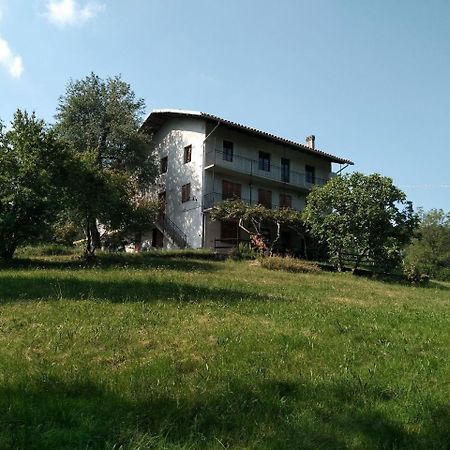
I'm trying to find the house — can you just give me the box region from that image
[141,109,353,252]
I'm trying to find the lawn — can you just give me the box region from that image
[0,253,449,449]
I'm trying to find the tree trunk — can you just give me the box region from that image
[303,235,308,259]
[91,220,102,250]
[84,216,97,259]
[352,248,369,274]
[269,221,281,256]
[1,242,17,260]
[336,251,344,272]
[134,232,142,252]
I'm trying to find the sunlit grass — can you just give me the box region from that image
[0,253,449,449]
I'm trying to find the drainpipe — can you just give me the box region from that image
[201,120,221,248]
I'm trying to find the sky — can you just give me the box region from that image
[0,0,449,210]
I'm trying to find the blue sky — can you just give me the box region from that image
[0,0,449,210]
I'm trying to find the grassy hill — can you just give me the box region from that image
[0,253,449,449]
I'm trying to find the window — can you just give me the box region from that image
[181,183,191,203]
[258,151,271,171]
[160,156,168,174]
[221,220,238,241]
[222,180,241,200]
[281,158,290,183]
[258,188,272,209]
[279,193,292,209]
[223,141,234,162]
[305,165,315,184]
[184,145,192,164]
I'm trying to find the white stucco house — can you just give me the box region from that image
[141,109,353,252]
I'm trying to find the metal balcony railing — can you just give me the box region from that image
[203,192,301,211]
[205,149,330,190]
[156,215,188,249]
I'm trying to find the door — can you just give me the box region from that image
[152,228,164,248]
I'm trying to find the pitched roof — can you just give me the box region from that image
[142,109,354,165]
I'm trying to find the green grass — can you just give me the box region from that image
[0,253,449,449]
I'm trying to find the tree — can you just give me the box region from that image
[303,172,418,272]
[0,111,67,259]
[210,199,304,255]
[404,209,450,280]
[55,73,158,256]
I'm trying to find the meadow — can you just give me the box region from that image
[0,252,449,449]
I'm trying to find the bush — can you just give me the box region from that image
[435,267,450,281]
[260,256,321,273]
[231,243,257,260]
[16,244,80,258]
[403,262,430,284]
[52,219,81,245]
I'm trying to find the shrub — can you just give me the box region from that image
[16,244,79,258]
[260,256,321,273]
[403,262,430,284]
[231,243,257,260]
[436,267,450,281]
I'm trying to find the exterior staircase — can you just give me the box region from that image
[155,215,189,249]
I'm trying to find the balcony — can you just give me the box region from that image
[205,149,330,191]
[203,192,302,212]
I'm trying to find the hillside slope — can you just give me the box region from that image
[0,256,449,449]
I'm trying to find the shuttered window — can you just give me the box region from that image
[222,180,241,200]
[181,183,191,203]
[279,193,292,209]
[221,221,238,240]
[258,188,272,209]
[184,145,192,164]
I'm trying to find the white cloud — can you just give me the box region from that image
[0,36,23,78]
[45,0,105,27]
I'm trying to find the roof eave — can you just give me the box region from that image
[142,109,354,165]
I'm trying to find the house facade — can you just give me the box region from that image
[142,110,353,251]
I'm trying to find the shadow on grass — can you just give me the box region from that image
[0,273,265,304]
[0,253,220,273]
[343,268,450,292]
[1,376,448,449]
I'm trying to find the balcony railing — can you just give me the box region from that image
[203,192,301,211]
[205,149,329,190]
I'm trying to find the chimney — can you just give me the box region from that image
[306,135,315,149]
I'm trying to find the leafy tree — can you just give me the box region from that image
[55,73,158,256]
[210,199,304,255]
[0,111,67,259]
[62,150,158,256]
[404,209,450,280]
[303,172,418,272]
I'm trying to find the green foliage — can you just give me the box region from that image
[16,244,80,258]
[51,214,82,245]
[122,197,159,239]
[55,73,158,256]
[304,172,418,272]
[210,199,305,254]
[231,242,257,260]
[56,72,156,186]
[260,255,321,273]
[0,111,69,259]
[402,261,430,284]
[404,209,450,280]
